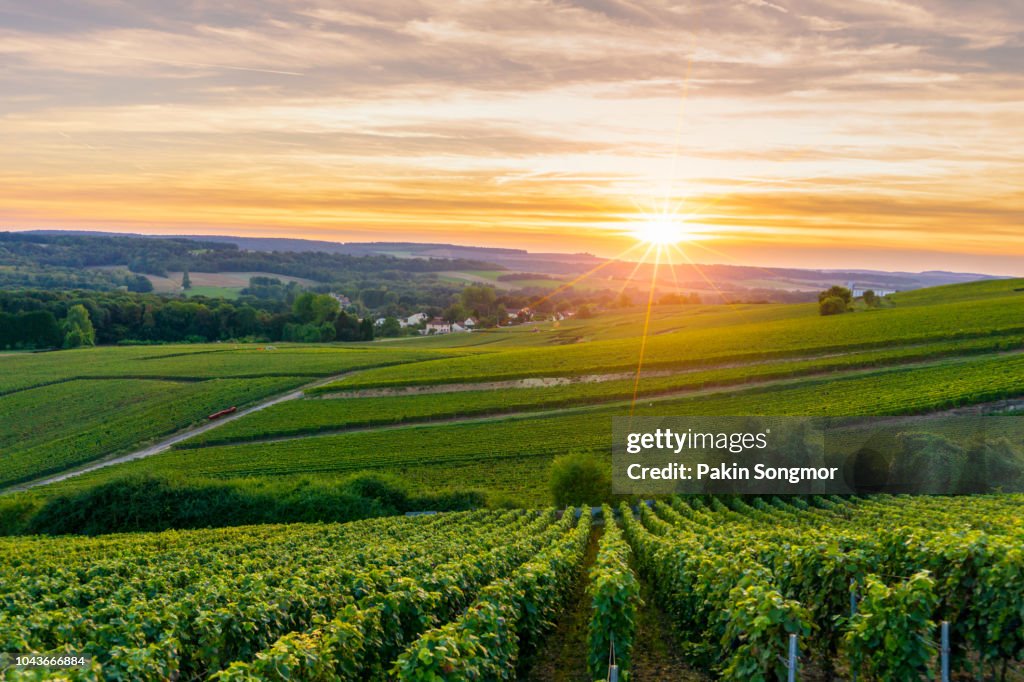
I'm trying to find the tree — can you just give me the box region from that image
[576,304,594,319]
[126,274,153,293]
[333,311,361,341]
[818,285,852,306]
[311,294,340,324]
[819,296,848,316]
[379,316,403,337]
[443,303,467,323]
[359,318,375,341]
[460,285,498,318]
[181,270,191,290]
[862,290,878,307]
[63,304,96,348]
[549,451,611,507]
[291,292,317,323]
[818,285,852,316]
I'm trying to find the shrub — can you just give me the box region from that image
[549,451,612,507]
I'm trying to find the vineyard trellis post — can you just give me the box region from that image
[940,621,950,682]
[850,578,858,682]
[787,632,799,682]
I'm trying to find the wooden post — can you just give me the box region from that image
[851,579,858,682]
[940,621,950,682]
[788,633,798,682]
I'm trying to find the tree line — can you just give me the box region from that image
[0,289,375,350]
[1,231,497,283]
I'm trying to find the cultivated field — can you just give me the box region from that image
[2,496,1020,680]
[1,278,1022,679]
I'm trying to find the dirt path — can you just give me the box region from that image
[314,348,879,399]
[629,573,709,681]
[185,350,1024,450]
[524,524,602,682]
[315,344,1024,399]
[9,347,1021,492]
[1,371,363,494]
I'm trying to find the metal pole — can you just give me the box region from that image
[850,579,858,682]
[940,621,950,682]
[608,664,619,682]
[788,633,798,682]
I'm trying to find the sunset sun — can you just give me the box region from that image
[629,214,691,246]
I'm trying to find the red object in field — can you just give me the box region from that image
[207,406,238,420]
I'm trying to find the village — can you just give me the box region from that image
[374,307,574,335]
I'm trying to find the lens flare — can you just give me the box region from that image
[629,214,690,245]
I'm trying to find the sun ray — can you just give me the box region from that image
[615,243,656,299]
[662,243,683,297]
[630,245,662,417]
[525,240,648,311]
[666,242,752,320]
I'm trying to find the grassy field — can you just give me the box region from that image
[145,270,317,294]
[36,349,1024,505]
[2,278,1022,504]
[0,344,451,488]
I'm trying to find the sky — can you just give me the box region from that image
[1,0,1023,275]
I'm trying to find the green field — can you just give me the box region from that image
[315,292,1024,391]
[184,285,241,299]
[0,344,450,488]
[1,278,1022,503]
[2,496,1020,680]
[2,278,1024,680]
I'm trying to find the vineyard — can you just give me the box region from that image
[0,345,446,489]
[1,279,1022,679]
[35,348,1022,506]
[619,494,1024,681]
[186,339,1023,448]
[1,496,1021,680]
[312,291,1024,391]
[0,509,588,680]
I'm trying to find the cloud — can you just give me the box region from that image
[0,0,1022,272]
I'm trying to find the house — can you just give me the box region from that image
[406,312,428,327]
[463,317,478,328]
[504,307,532,323]
[330,293,351,307]
[425,317,451,334]
[451,323,466,333]
[846,282,897,298]
[374,317,387,326]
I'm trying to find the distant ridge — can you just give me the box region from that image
[16,229,1004,288]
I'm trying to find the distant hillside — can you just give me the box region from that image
[14,231,1007,301]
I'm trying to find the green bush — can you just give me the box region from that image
[549,451,612,507]
[15,474,486,535]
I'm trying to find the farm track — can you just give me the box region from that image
[177,347,1024,449]
[315,346,923,399]
[316,335,1024,397]
[1,370,369,493]
[7,346,1022,493]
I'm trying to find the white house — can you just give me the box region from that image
[425,317,451,334]
[374,317,387,326]
[451,323,467,333]
[463,317,478,328]
[406,312,428,327]
[847,282,897,298]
